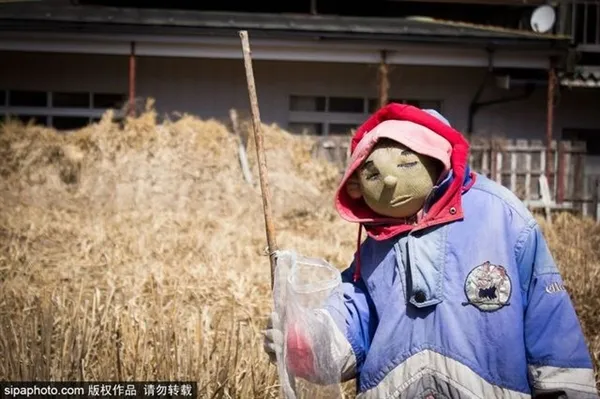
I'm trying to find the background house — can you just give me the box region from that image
[0,0,599,213]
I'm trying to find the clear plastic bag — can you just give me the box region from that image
[272,250,347,399]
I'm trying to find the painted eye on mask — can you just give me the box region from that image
[366,172,380,181]
[398,161,418,169]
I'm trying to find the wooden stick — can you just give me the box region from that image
[239,30,278,289]
[240,29,298,399]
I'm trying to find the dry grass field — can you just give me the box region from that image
[0,107,598,398]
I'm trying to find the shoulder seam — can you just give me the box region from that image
[514,218,538,267]
[470,183,532,224]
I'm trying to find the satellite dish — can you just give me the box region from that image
[530,5,556,33]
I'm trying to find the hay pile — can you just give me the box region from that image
[0,107,598,396]
[538,213,600,385]
[0,107,354,396]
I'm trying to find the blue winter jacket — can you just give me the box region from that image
[320,170,598,398]
[299,104,599,398]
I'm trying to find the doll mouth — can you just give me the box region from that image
[389,195,412,207]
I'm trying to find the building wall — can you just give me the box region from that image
[1,51,599,170]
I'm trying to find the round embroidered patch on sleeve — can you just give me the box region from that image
[462,261,511,312]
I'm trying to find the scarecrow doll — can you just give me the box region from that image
[264,104,598,398]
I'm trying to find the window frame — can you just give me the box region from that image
[0,89,126,129]
[288,95,443,136]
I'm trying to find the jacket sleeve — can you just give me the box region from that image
[324,265,378,380]
[517,221,598,398]
[285,260,377,384]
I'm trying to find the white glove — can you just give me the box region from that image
[263,312,284,364]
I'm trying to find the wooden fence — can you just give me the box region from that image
[311,136,351,170]
[310,136,600,221]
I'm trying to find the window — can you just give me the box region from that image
[0,89,126,132]
[289,95,326,112]
[416,100,443,111]
[52,116,91,130]
[9,90,47,107]
[93,93,125,109]
[328,97,364,113]
[53,92,90,108]
[368,98,443,113]
[289,95,443,136]
[562,128,600,156]
[288,122,324,135]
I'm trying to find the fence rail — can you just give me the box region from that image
[310,136,600,221]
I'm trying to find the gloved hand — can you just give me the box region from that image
[263,312,283,364]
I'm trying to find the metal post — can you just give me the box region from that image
[128,41,136,117]
[378,50,389,109]
[595,177,600,223]
[546,59,557,195]
[490,145,497,182]
[574,152,584,212]
[557,141,565,204]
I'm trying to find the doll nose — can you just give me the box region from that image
[383,175,398,187]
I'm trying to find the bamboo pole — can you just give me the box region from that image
[239,31,278,289]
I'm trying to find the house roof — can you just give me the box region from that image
[560,66,600,88]
[0,2,570,49]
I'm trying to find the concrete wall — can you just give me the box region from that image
[2,51,599,169]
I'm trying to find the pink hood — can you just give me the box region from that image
[333,104,472,282]
[334,104,471,241]
[335,117,453,225]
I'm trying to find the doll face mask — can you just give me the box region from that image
[346,138,443,219]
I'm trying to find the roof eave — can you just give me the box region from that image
[0,4,572,44]
[0,19,571,53]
